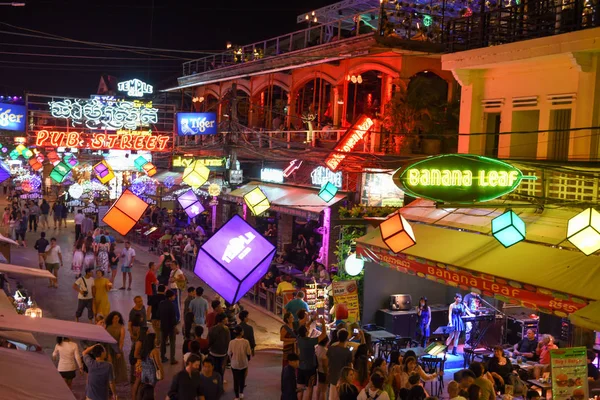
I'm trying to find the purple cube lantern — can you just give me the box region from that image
[177,189,205,219]
[194,214,276,304]
[0,161,10,184]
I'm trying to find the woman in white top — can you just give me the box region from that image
[227,326,252,400]
[52,337,83,388]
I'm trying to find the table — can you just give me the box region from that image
[527,379,552,398]
[367,330,397,341]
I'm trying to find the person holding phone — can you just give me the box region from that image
[297,318,328,400]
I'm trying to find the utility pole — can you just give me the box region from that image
[226,83,239,185]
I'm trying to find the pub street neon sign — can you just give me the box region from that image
[393,154,536,204]
[35,130,170,152]
[117,79,153,98]
[325,114,374,171]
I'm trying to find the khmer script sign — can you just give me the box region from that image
[49,98,158,131]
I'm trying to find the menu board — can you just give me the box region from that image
[332,280,360,323]
[550,347,589,400]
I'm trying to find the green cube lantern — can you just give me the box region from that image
[567,208,600,256]
[318,181,338,203]
[50,161,71,183]
[134,156,149,172]
[491,210,526,248]
[9,149,19,160]
[22,148,33,159]
[243,187,270,216]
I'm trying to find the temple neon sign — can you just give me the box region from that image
[117,79,153,98]
[325,114,373,171]
[35,130,170,152]
[394,154,536,203]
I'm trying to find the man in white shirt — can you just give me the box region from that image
[45,237,63,288]
[74,210,84,240]
[119,241,136,291]
[73,268,95,323]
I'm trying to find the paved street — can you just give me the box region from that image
[7,217,285,400]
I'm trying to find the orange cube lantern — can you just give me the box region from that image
[102,189,149,236]
[142,162,157,177]
[47,151,60,166]
[380,212,416,253]
[29,157,43,171]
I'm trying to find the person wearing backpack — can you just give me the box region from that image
[358,372,390,400]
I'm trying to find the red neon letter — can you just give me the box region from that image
[66,132,80,147]
[133,135,145,150]
[120,134,133,150]
[36,130,49,147]
[49,131,65,147]
[106,134,119,148]
[90,134,105,149]
[156,136,170,151]
[145,136,157,150]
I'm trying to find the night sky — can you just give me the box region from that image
[0,0,328,97]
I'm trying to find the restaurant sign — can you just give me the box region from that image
[393,154,535,203]
[172,155,225,170]
[177,112,217,136]
[0,102,26,132]
[357,244,589,316]
[35,130,171,152]
[325,114,374,171]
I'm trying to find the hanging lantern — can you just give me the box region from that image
[243,187,270,216]
[344,253,364,276]
[182,160,210,188]
[177,189,205,218]
[567,208,600,256]
[47,151,60,166]
[9,149,19,160]
[68,183,84,199]
[25,306,43,318]
[208,183,222,197]
[64,154,79,168]
[29,157,43,172]
[102,189,149,236]
[380,212,416,253]
[0,161,10,184]
[318,181,339,203]
[49,162,71,183]
[21,148,33,159]
[491,210,525,248]
[134,156,149,171]
[15,144,26,154]
[142,162,157,177]
[93,160,115,184]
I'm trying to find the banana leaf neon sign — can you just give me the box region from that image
[393,154,536,203]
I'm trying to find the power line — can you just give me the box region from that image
[0,50,183,60]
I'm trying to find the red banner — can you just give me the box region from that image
[357,244,589,317]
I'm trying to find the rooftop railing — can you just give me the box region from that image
[182,8,381,77]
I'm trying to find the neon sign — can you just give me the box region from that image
[311,166,342,188]
[48,98,158,130]
[172,156,225,169]
[177,112,217,136]
[393,154,536,203]
[325,115,374,171]
[283,159,302,177]
[35,130,170,152]
[0,102,26,132]
[117,79,153,98]
[260,168,284,183]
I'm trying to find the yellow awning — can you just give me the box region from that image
[569,301,600,331]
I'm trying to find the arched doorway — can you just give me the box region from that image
[293,78,333,129]
[252,85,288,129]
[345,70,383,124]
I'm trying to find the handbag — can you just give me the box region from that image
[151,354,163,381]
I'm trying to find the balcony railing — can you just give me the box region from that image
[445,0,600,52]
[182,8,381,77]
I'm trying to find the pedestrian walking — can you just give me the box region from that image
[297,318,328,400]
[74,210,84,240]
[189,287,209,330]
[16,210,27,247]
[82,213,94,236]
[167,354,204,400]
[52,337,83,389]
[159,289,179,364]
[119,241,136,290]
[145,262,159,304]
[157,247,173,286]
[140,332,163,399]
[60,201,68,228]
[208,313,230,382]
[199,357,224,399]
[238,310,255,356]
[147,284,166,347]
[73,268,95,323]
[282,353,301,400]
[33,231,49,270]
[29,201,40,232]
[169,260,186,323]
[72,241,84,278]
[280,312,297,367]
[39,199,50,229]
[326,330,353,400]
[105,311,129,384]
[51,202,62,229]
[45,237,63,288]
[95,235,110,275]
[93,270,111,318]
[228,325,252,400]
[82,344,117,400]
[108,242,119,284]
[128,296,147,340]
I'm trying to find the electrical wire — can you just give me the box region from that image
[0,50,184,61]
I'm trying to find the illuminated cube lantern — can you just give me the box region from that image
[15,144,26,155]
[21,148,33,159]
[9,149,19,160]
[194,214,276,304]
[177,189,205,218]
[47,151,60,166]
[93,160,115,184]
[491,210,526,248]
[49,161,71,183]
[0,161,10,184]
[29,157,43,172]
[183,160,210,188]
[318,181,339,203]
[102,189,149,236]
[243,187,270,216]
[380,212,416,253]
[64,154,78,168]
[134,156,149,171]
[142,162,157,177]
[567,208,600,256]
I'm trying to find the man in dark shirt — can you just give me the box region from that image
[513,329,538,360]
[199,357,223,399]
[261,271,276,289]
[167,354,204,400]
[208,313,230,379]
[326,329,353,399]
[148,284,166,347]
[82,344,117,400]
[282,353,300,400]
[34,232,49,270]
[588,350,600,381]
[159,289,178,364]
[238,310,256,356]
[297,319,327,400]
[128,296,147,339]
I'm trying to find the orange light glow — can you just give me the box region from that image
[325,115,374,171]
[102,189,149,236]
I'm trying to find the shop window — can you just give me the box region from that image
[294,78,332,129]
[345,70,382,123]
[484,112,500,158]
[548,109,571,161]
[510,110,539,159]
[253,85,288,130]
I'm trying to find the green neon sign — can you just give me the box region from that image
[393,154,536,203]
